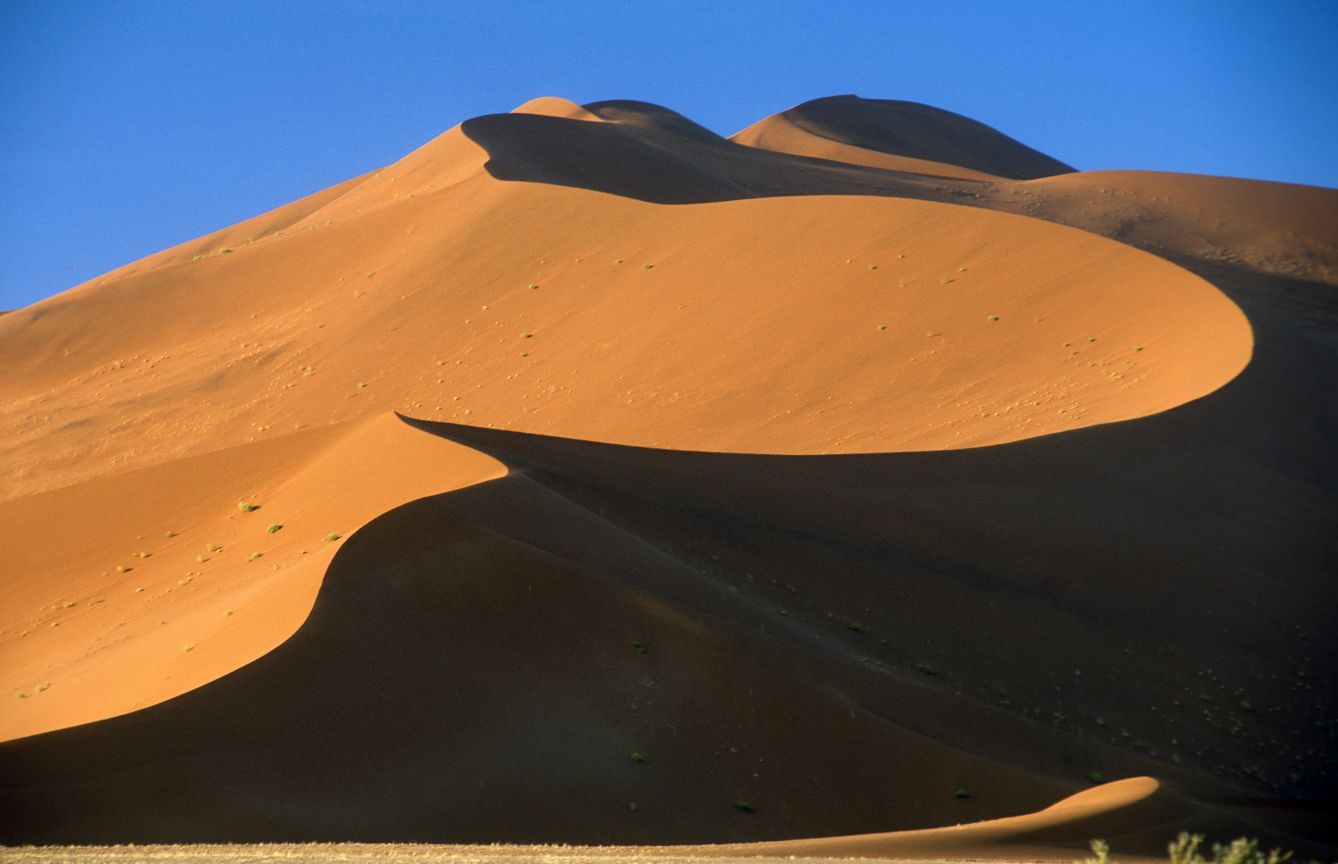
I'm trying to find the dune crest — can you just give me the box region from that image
[701,777,1163,859]
[512,96,607,122]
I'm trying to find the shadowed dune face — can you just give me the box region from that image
[0,94,1335,855]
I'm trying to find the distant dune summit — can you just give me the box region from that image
[1,97,1335,858]
[733,94,1076,179]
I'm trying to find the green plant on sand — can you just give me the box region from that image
[1079,833,1296,864]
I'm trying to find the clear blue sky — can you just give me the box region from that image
[2,0,1335,311]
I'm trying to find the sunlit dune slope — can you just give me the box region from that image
[0,110,1249,503]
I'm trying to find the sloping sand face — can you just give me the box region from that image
[0,171,1251,504]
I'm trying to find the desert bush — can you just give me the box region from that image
[1080,833,1297,864]
[1082,840,1111,864]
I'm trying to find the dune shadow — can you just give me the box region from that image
[459,110,980,205]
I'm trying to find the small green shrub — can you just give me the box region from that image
[630,641,648,654]
[1083,833,1294,864]
[238,501,260,513]
[734,800,754,813]
[324,532,342,542]
[917,662,936,675]
[1086,770,1104,783]
[628,752,646,764]
[267,523,284,534]
[1171,834,1206,864]
[1082,839,1111,864]
[953,789,971,799]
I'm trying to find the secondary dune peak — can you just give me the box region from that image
[734,93,1076,179]
[510,95,606,122]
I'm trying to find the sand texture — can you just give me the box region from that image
[1,96,1334,859]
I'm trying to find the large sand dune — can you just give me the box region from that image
[1,95,1334,857]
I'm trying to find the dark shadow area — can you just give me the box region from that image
[459,96,1078,207]
[459,109,989,205]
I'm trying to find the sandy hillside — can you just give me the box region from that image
[1,95,1334,858]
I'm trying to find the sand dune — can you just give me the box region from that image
[1,95,1334,856]
[3,407,1333,850]
[0,114,1250,502]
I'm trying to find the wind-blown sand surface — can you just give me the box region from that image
[1,96,1334,858]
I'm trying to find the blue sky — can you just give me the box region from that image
[2,0,1335,311]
